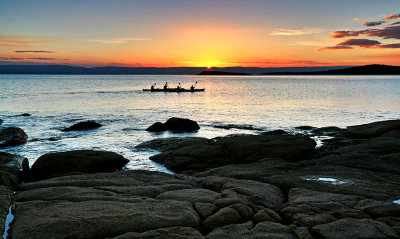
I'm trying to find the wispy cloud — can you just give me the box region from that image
[362,20,385,27]
[15,50,56,53]
[384,13,400,20]
[331,26,400,39]
[270,28,322,36]
[0,35,52,48]
[319,46,353,50]
[389,21,400,26]
[0,57,25,61]
[338,38,381,48]
[92,37,151,44]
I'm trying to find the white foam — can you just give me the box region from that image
[303,176,349,185]
[2,206,14,239]
[393,199,400,205]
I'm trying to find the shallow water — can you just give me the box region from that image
[1,74,399,171]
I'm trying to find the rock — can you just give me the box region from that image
[21,158,30,181]
[164,117,200,132]
[147,118,200,133]
[292,213,336,227]
[18,113,31,117]
[311,126,344,136]
[30,150,129,181]
[156,188,221,203]
[0,119,2,125]
[0,152,24,168]
[0,186,12,237]
[206,221,297,239]
[0,127,28,147]
[289,225,314,239]
[194,202,218,219]
[135,137,209,152]
[62,120,102,132]
[10,200,200,239]
[202,207,242,231]
[312,218,400,239]
[111,227,205,239]
[146,122,167,132]
[295,126,316,130]
[151,134,316,173]
[261,129,288,135]
[354,199,400,217]
[344,120,400,139]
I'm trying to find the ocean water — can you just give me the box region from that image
[0,74,399,172]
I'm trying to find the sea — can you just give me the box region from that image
[0,74,399,173]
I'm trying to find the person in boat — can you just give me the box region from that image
[151,83,156,90]
[163,82,168,91]
[177,83,181,91]
[190,81,197,92]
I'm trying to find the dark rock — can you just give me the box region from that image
[18,113,31,117]
[21,158,30,181]
[0,127,28,147]
[311,126,344,136]
[146,118,200,133]
[30,150,129,181]
[344,120,400,139]
[0,186,12,237]
[261,129,287,135]
[0,119,2,125]
[295,126,316,130]
[111,227,205,239]
[202,207,242,231]
[146,122,167,132]
[62,120,102,132]
[194,202,218,219]
[150,134,316,173]
[164,117,200,132]
[312,218,400,239]
[135,137,209,151]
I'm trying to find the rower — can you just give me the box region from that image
[151,83,156,90]
[163,82,168,91]
[190,85,194,92]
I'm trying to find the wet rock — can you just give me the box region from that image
[311,126,344,136]
[312,218,400,239]
[135,137,209,151]
[261,129,287,135]
[147,118,200,132]
[62,120,102,132]
[292,213,336,227]
[18,113,31,117]
[30,150,129,181]
[156,188,221,203]
[0,186,12,237]
[111,227,205,239]
[295,126,316,130]
[0,119,2,125]
[151,134,316,173]
[194,202,218,219]
[146,122,167,132]
[165,117,200,132]
[344,120,400,139]
[289,225,314,239]
[0,127,28,147]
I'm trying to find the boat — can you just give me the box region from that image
[143,88,205,92]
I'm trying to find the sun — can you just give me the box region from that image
[207,66,212,69]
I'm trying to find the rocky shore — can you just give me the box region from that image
[1,119,400,238]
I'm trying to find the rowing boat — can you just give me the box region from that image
[143,88,205,92]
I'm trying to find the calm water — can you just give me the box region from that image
[1,74,399,172]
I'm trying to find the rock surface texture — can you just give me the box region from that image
[62,120,102,132]
[146,117,200,132]
[5,119,400,238]
[0,127,28,147]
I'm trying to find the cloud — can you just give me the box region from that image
[377,43,400,48]
[270,28,322,36]
[384,13,400,20]
[26,57,56,60]
[331,26,400,39]
[230,60,327,65]
[389,21,400,26]
[353,18,360,21]
[0,35,52,48]
[319,45,353,50]
[362,21,385,27]
[92,37,151,44]
[0,57,24,61]
[338,38,381,48]
[15,50,56,53]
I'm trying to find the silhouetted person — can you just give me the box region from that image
[190,85,194,92]
[164,82,168,91]
[151,83,156,90]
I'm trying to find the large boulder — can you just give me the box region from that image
[151,134,316,173]
[135,137,209,152]
[62,120,102,132]
[0,127,28,147]
[344,120,400,139]
[146,117,200,133]
[30,150,129,181]
[0,119,2,125]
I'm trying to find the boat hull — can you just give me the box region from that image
[143,88,205,92]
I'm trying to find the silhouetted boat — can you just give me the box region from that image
[143,88,205,92]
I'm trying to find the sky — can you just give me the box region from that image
[0,0,399,67]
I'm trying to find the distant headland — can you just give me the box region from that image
[0,63,399,75]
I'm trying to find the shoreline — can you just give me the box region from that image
[1,118,400,238]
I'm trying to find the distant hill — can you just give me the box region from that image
[198,71,250,75]
[262,64,400,75]
[0,64,352,75]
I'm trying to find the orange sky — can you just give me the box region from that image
[1,1,399,67]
